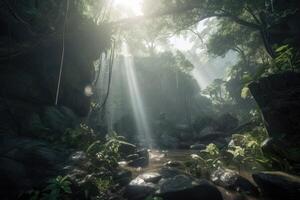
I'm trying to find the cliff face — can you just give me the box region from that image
[0,8,111,136]
[249,72,300,172]
[0,5,111,198]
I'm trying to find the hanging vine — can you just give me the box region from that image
[55,0,70,105]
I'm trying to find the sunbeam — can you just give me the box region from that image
[122,42,154,148]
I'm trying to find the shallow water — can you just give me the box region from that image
[121,149,260,200]
[120,149,198,177]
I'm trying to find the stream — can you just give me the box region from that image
[120,149,259,200]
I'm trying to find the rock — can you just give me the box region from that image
[211,168,259,196]
[190,143,206,150]
[0,134,67,199]
[71,174,100,199]
[128,157,148,168]
[69,151,88,166]
[138,172,162,183]
[137,148,149,160]
[164,161,183,168]
[216,113,238,132]
[124,177,157,200]
[252,171,300,200]
[159,167,185,179]
[118,142,137,157]
[249,72,300,169]
[113,169,132,186]
[157,175,223,200]
[158,175,194,192]
[126,154,140,161]
[249,72,300,138]
[193,116,216,132]
[42,106,78,134]
[261,137,300,169]
[0,157,30,198]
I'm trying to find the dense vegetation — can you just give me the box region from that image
[0,0,300,200]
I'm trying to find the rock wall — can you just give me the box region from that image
[0,23,111,136]
[249,72,300,172]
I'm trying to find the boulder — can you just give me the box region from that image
[126,154,140,161]
[137,148,149,160]
[252,171,300,200]
[138,172,162,183]
[113,169,132,186]
[126,171,223,200]
[157,175,223,200]
[193,116,216,132]
[211,168,259,196]
[261,137,300,171]
[118,142,137,157]
[69,151,89,167]
[124,177,157,200]
[0,135,67,199]
[164,161,183,168]
[249,72,300,138]
[159,167,185,179]
[249,72,300,170]
[42,106,78,134]
[128,157,148,168]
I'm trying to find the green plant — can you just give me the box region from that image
[227,126,271,172]
[62,123,96,148]
[23,176,71,200]
[41,176,71,200]
[188,144,225,178]
[273,45,300,71]
[85,132,127,169]
[94,177,115,199]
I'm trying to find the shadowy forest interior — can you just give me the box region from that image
[1,0,300,199]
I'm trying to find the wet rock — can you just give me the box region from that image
[157,175,223,200]
[124,177,157,200]
[211,168,259,196]
[252,171,300,200]
[159,167,185,178]
[118,142,137,157]
[69,151,88,166]
[113,169,132,186]
[128,157,148,168]
[71,173,100,199]
[137,148,149,160]
[190,143,206,150]
[126,154,140,161]
[164,161,183,168]
[138,172,162,183]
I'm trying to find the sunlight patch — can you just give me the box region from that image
[84,85,93,97]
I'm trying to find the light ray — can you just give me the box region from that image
[122,42,154,147]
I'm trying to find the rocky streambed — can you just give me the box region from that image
[119,149,300,200]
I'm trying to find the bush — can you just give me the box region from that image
[186,126,272,177]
